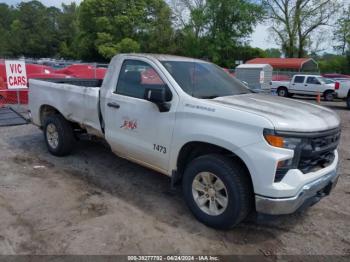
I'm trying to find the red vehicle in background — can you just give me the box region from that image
[322,73,350,80]
[55,64,107,79]
[141,68,163,84]
[222,68,235,77]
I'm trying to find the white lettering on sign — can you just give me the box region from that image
[5,60,28,89]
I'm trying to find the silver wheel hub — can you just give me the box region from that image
[46,123,59,149]
[192,172,228,216]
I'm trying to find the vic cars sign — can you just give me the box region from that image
[5,60,28,89]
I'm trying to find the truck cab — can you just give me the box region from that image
[272,74,336,101]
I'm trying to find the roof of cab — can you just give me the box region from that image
[118,53,208,63]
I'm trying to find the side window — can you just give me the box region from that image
[294,76,305,83]
[306,77,320,84]
[116,60,171,100]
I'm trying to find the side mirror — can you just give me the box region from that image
[145,87,166,104]
[145,86,170,112]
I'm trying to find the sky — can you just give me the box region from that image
[1,0,82,6]
[0,0,343,52]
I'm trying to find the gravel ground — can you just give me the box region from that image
[0,99,349,256]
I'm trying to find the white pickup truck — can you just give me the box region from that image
[271,74,337,101]
[335,80,350,109]
[29,54,341,229]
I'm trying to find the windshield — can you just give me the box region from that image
[161,61,251,99]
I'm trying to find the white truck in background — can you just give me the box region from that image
[29,54,341,229]
[335,80,350,109]
[271,75,337,101]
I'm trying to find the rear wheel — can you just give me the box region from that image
[277,87,288,97]
[182,154,253,229]
[347,96,350,109]
[324,90,334,101]
[43,114,75,156]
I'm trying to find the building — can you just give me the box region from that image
[246,58,318,72]
[235,64,273,91]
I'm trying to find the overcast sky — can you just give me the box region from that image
[2,0,82,6]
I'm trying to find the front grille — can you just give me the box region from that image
[298,129,340,173]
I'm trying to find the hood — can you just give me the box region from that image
[209,94,340,132]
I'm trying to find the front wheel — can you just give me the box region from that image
[182,154,253,229]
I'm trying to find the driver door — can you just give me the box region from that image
[104,59,177,173]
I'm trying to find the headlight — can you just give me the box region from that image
[264,129,304,182]
[264,131,302,150]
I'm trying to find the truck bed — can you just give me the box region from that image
[29,79,103,136]
[38,78,103,88]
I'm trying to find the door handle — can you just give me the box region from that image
[107,102,120,109]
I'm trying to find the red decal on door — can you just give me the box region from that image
[120,119,138,130]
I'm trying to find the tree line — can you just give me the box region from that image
[0,0,349,72]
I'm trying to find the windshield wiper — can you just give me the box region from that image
[199,95,219,99]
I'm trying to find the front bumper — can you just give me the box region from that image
[255,169,340,215]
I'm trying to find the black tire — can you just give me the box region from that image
[182,154,253,229]
[277,87,288,97]
[43,114,75,156]
[324,90,334,101]
[346,96,350,109]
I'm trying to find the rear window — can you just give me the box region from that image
[306,77,320,84]
[294,76,305,83]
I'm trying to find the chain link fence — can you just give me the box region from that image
[0,90,27,106]
[0,58,108,124]
[0,58,109,109]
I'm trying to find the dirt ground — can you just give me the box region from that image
[0,99,349,256]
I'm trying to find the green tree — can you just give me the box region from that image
[265,48,282,58]
[173,0,264,67]
[78,0,174,61]
[0,3,15,57]
[263,0,339,58]
[334,6,350,55]
[57,3,79,59]
[318,53,349,74]
[8,1,61,58]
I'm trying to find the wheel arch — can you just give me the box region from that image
[324,89,334,94]
[175,141,253,189]
[39,104,63,127]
